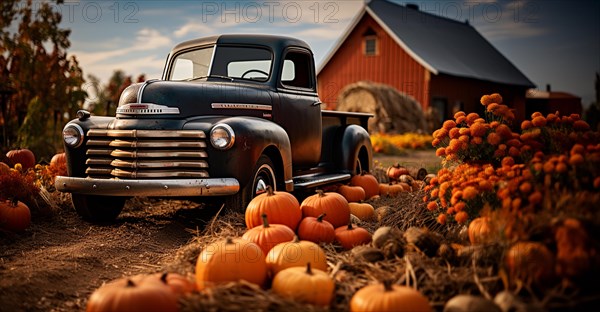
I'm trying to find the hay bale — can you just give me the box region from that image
[336,81,428,134]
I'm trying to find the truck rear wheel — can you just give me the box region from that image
[225,155,276,212]
[71,194,126,222]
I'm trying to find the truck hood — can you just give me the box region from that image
[117,80,273,119]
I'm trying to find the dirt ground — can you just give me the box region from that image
[0,153,435,311]
[0,197,216,312]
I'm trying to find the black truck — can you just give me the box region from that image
[56,34,373,221]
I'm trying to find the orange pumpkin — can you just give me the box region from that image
[133,272,196,298]
[378,183,390,197]
[467,217,496,245]
[87,277,178,312]
[50,152,67,176]
[505,241,555,287]
[388,183,405,197]
[5,148,36,170]
[334,222,372,250]
[387,163,409,181]
[350,172,379,199]
[0,162,10,175]
[297,213,335,244]
[348,202,375,221]
[266,237,328,276]
[350,280,431,312]
[272,263,334,306]
[300,190,350,228]
[245,186,302,231]
[0,200,31,232]
[195,237,267,290]
[242,213,295,254]
[337,185,366,203]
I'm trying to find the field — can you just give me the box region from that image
[2,102,600,311]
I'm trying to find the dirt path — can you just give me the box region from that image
[0,152,441,311]
[0,198,214,312]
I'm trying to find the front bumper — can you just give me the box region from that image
[55,176,239,197]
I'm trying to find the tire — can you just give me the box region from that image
[225,155,277,212]
[71,194,126,223]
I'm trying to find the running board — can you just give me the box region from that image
[293,173,351,189]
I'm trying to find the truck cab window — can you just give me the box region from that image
[170,47,214,81]
[281,51,313,89]
[212,46,272,81]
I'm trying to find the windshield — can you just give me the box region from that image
[170,46,214,81]
[169,45,272,82]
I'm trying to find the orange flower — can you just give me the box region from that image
[459,135,470,144]
[521,120,532,130]
[543,161,555,173]
[462,186,478,200]
[532,116,547,127]
[570,144,585,155]
[487,103,500,112]
[519,182,532,194]
[472,137,483,145]
[454,211,469,224]
[555,162,568,173]
[531,112,543,119]
[489,121,500,129]
[443,120,457,130]
[455,116,466,124]
[470,122,487,137]
[508,146,520,157]
[501,157,515,167]
[453,202,466,212]
[427,201,438,211]
[511,198,522,210]
[493,149,506,158]
[430,189,439,198]
[487,133,502,145]
[528,191,543,205]
[434,128,448,139]
[437,213,447,225]
[449,127,460,139]
[446,207,455,215]
[449,139,462,152]
[569,154,584,166]
[474,118,486,124]
[594,177,600,189]
[432,138,441,147]
[480,95,492,106]
[436,147,446,157]
[546,113,559,123]
[466,113,480,125]
[495,124,513,140]
[479,180,493,191]
[454,111,466,119]
[489,93,503,104]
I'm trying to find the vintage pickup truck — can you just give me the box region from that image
[56,34,373,222]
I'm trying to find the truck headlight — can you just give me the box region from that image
[210,124,235,150]
[63,124,84,148]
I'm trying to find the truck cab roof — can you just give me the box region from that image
[169,34,312,56]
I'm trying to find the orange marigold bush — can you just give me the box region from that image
[427,93,600,228]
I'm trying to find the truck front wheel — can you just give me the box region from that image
[71,194,126,222]
[226,155,276,212]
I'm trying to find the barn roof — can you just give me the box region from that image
[318,0,535,88]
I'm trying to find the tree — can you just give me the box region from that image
[0,0,85,160]
[87,71,145,116]
[584,72,600,131]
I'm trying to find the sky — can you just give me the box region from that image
[38,0,600,106]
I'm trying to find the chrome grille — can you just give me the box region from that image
[85,130,208,179]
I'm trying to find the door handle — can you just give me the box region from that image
[311,101,322,107]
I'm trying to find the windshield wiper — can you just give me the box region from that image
[185,75,234,82]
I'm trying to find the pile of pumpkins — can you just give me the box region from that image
[0,148,37,233]
[86,171,432,311]
[0,148,67,233]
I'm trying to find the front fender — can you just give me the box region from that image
[62,116,116,177]
[184,117,292,191]
[337,125,373,174]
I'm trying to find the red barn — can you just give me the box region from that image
[317,0,535,126]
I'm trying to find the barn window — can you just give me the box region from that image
[365,37,377,55]
[363,28,378,56]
